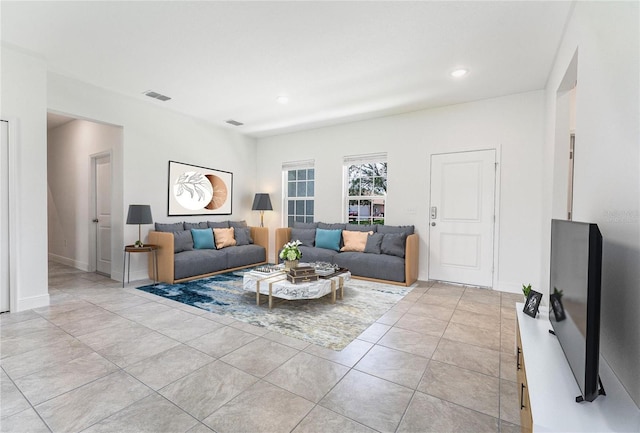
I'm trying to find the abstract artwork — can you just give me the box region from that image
[168,160,232,216]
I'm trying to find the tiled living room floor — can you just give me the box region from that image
[1,262,523,433]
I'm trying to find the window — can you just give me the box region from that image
[283,161,315,227]
[345,154,387,225]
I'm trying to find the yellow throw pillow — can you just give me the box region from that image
[213,227,237,249]
[340,230,373,252]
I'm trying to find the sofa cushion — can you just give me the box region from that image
[291,228,315,247]
[315,228,342,251]
[293,222,318,229]
[173,230,194,253]
[377,224,414,236]
[297,245,339,263]
[364,232,384,254]
[334,252,405,283]
[234,227,253,246]
[346,224,377,233]
[173,249,227,280]
[213,227,237,249]
[228,220,248,229]
[341,230,371,252]
[317,222,346,230]
[207,221,229,229]
[226,245,266,269]
[381,233,407,258]
[155,222,184,232]
[191,228,215,249]
[184,221,208,230]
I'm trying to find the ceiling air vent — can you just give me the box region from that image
[143,90,172,102]
[225,119,244,126]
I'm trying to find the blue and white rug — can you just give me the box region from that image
[137,269,413,350]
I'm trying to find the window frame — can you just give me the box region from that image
[343,153,387,225]
[282,160,315,227]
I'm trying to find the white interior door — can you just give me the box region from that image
[95,154,111,275]
[429,149,496,287]
[1,120,9,312]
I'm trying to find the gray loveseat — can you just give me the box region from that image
[148,221,268,284]
[275,222,418,286]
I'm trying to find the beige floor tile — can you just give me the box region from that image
[418,360,500,418]
[186,326,258,358]
[462,287,502,305]
[375,309,405,326]
[427,285,465,297]
[96,330,181,368]
[15,351,118,405]
[442,321,501,351]
[228,320,270,336]
[1,371,31,418]
[501,328,517,354]
[0,317,57,339]
[220,338,298,377]
[416,293,460,308]
[263,330,310,350]
[76,320,153,350]
[500,379,521,426]
[0,407,50,433]
[265,352,349,402]
[355,345,429,389]
[186,423,215,433]
[377,327,440,358]
[357,322,391,343]
[390,300,415,313]
[35,371,152,433]
[292,405,377,433]
[125,344,215,390]
[319,369,414,432]
[407,302,455,321]
[82,393,198,433]
[203,381,314,433]
[500,419,522,433]
[56,311,134,337]
[500,352,517,382]
[304,338,373,367]
[432,338,500,377]
[450,309,501,331]
[155,314,225,342]
[0,327,77,359]
[394,313,448,337]
[159,360,258,420]
[397,391,499,433]
[0,337,93,380]
[0,309,41,325]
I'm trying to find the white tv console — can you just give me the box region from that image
[516,303,640,432]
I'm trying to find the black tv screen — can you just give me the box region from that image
[549,219,603,402]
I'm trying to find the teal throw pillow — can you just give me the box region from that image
[315,228,342,251]
[191,228,215,249]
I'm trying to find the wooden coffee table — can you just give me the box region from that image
[242,268,350,309]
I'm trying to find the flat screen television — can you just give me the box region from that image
[549,219,604,403]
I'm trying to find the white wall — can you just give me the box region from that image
[543,1,640,408]
[47,73,258,282]
[47,119,123,271]
[257,91,545,293]
[0,47,50,311]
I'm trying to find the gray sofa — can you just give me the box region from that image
[148,221,268,284]
[275,222,418,286]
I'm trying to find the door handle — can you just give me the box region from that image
[430,206,437,219]
[92,219,99,223]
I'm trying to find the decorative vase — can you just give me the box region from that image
[284,260,299,270]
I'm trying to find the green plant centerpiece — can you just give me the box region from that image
[280,240,302,270]
[522,283,532,298]
[134,240,144,248]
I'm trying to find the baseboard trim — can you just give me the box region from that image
[15,293,50,312]
[48,253,90,272]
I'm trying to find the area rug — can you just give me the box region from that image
[137,269,413,350]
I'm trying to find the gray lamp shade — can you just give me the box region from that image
[126,205,153,225]
[251,194,273,211]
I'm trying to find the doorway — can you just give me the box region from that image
[428,149,496,287]
[92,153,112,276]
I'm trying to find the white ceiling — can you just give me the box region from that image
[2,1,574,137]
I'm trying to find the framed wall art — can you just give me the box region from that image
[167,160,233,216]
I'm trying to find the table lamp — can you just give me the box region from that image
[251,193,272,227]
[126,204,153,247]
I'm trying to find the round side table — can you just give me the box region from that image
[122,244,158,287]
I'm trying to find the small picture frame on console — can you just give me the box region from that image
[523,290,543,318]
[549,293,566,322]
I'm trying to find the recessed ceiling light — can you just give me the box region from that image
[276,95,289,104]
[451,69,468,78]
